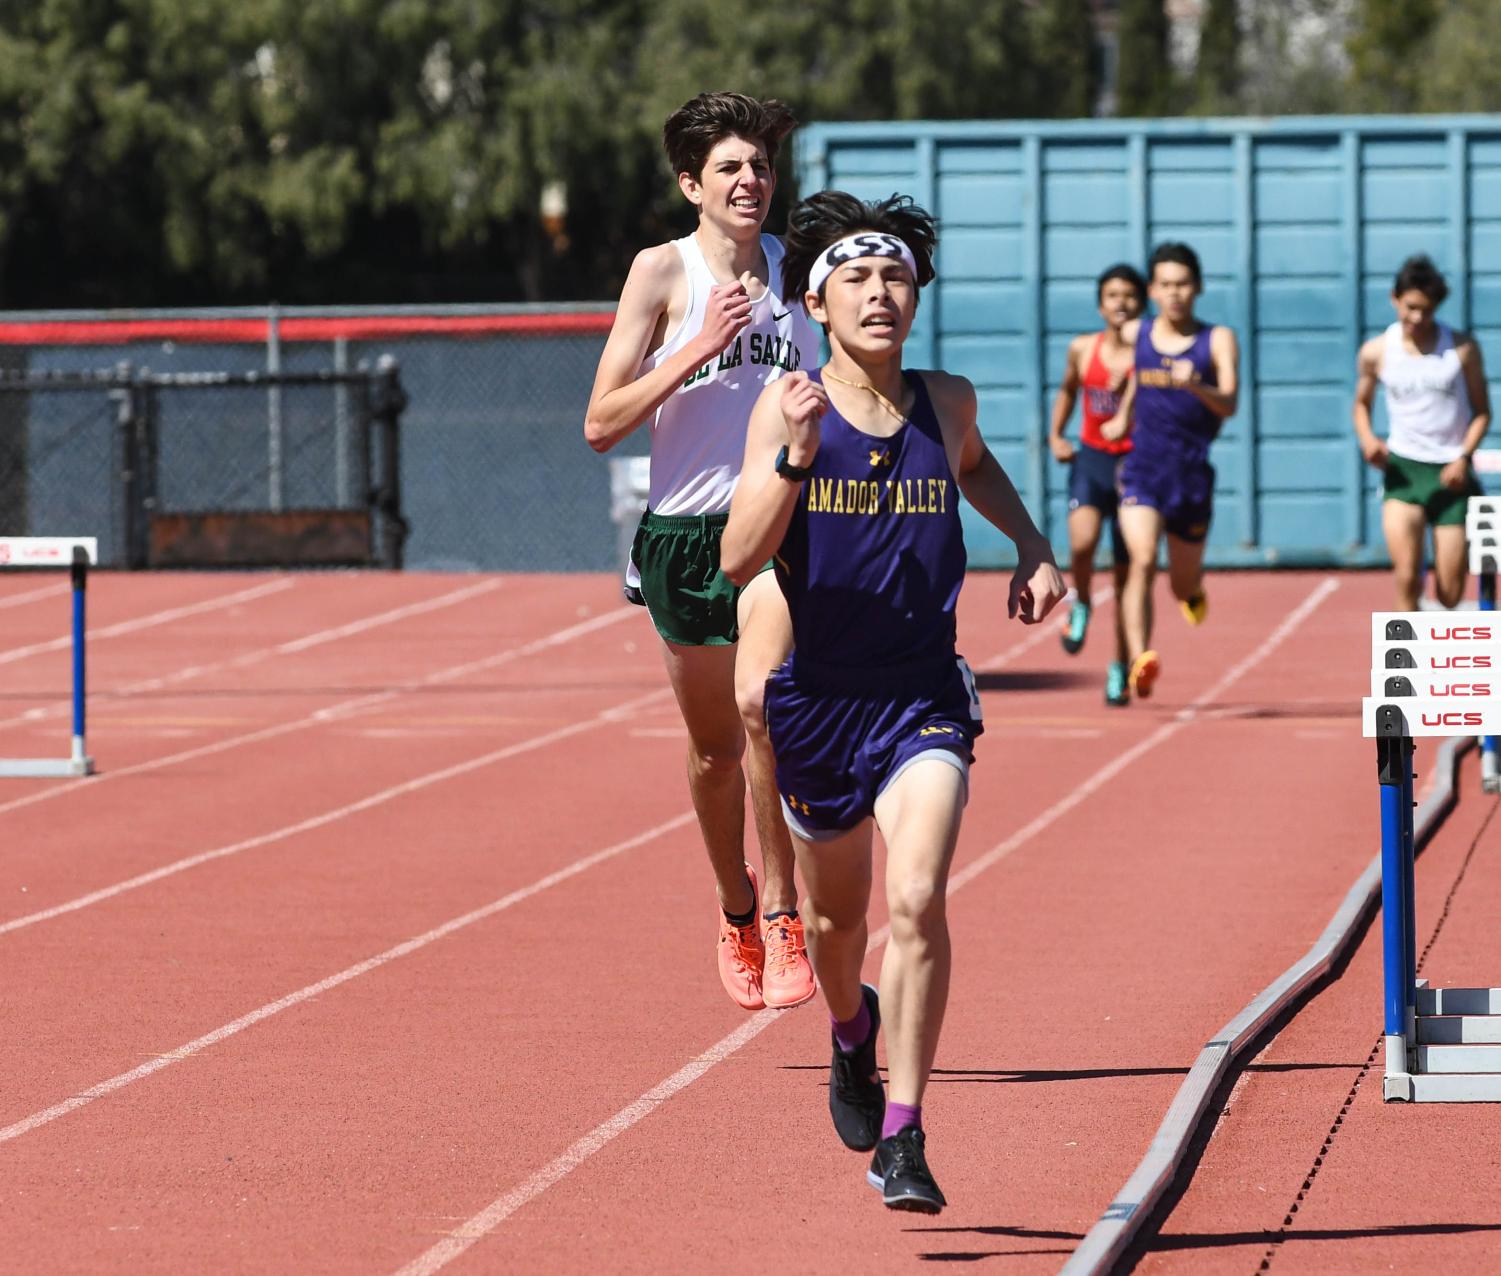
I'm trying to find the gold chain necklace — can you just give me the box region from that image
[821,369,911,426]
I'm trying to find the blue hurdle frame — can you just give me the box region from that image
[1375,709,1418,1094]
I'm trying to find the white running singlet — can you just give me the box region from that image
[645,233,821,516]
[1380,321,1474,464]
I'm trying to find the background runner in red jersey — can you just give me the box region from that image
[1047,264,1146,706]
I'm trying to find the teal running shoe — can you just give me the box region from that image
[1060,600,1090,655]
[1105,661,1129,706]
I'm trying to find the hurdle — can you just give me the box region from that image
[1465,494,1501,791]
[1365,609,1501,1101]
[0,537,97,778]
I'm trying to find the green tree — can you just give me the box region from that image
[1193,0,1239,114]
[0,0,1065,306]
[1031,0,1100,119]
[1414,0,1501,112]
[1116,0,1173,117]
[1346,0,1443,112]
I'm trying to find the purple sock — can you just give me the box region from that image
[831,999,871,1053]
[882,1102,922,1140]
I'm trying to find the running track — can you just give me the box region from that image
[0,569,1431,1271]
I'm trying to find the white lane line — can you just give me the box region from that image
[391,577,1340,1276]
[0,582,70,612]
[0,578,295,669]
[274,580,503,655]
[0,802,696,1147]
[0,605,640,821]
[0,578,505,732]
[0,669,668,938]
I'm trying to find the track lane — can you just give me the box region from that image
[0,572,1386,1273]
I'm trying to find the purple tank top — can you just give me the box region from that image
[775,370,966,669]
[1133,322,1220,462]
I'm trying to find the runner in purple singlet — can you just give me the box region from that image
[722,191,1064,1215]
[1100,242,1239,699]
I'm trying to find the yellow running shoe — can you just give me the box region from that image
[717,863,765,1010]
[762,911,817,1009]
[1179,590,1208,626]
[1129,649,1161,699]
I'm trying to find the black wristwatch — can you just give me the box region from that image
[775,445,814,482]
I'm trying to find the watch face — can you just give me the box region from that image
[775,446,808,479]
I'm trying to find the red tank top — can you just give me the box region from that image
[1079,333,1132,455]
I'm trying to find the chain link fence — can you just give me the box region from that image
[0,306,636,572]
[0,359,405,568]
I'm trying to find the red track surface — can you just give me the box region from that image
[0,568,1488,1273]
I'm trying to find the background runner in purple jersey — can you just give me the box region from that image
[1101,241,1240,702]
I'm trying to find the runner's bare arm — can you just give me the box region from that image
[1099,373,1136,443]
[1457,335,1492,460]
[583,246,752,452]
[1352,336,1388,467]
[721,374,825,585]
[1047,335,1087,463]
[929,372,1065,624]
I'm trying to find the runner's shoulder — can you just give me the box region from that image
[914,369,977,420]
[1357,332,1385,370]
[622,242,685,305]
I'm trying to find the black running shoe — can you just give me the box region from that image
[866,1125,946,1213]
[829,983,884,1151]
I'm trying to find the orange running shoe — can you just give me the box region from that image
[762,911,817,1009]
[1129,649,1161,699]
[717,863,765,1010]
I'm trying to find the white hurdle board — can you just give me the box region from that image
[0,537,97,568]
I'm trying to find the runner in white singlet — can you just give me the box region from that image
[585,92,821,1013]
[1354,254,1492,610]
[645,231,817,518]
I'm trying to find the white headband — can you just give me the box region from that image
[806,232,919,298]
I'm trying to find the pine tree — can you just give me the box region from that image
[1195,0,1239,113]
[1115,0,1173,117]
[1032,0,1100,119]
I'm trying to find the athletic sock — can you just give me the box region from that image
[723,901,756,928]
[763,908,798,922]
[832,999,872,1053]
[722,871,758,928]
[882,1102,922,1141]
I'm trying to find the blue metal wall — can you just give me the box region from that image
[796,115,1501,568]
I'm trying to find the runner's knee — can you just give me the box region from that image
[802,893,863,940]
[735,669,770,742]
[886,875,946,945]
[688,734,745,782]
[1435,576,1467,609]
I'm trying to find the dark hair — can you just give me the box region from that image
[1097,263,1147,303]
[1148,241,1202,288]
[1393,253,1449,305]
[662,92,797,180]
[781,191,938,301]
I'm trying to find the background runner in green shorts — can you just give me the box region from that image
[585,92,822,1011]
[1354,254,1492,610]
